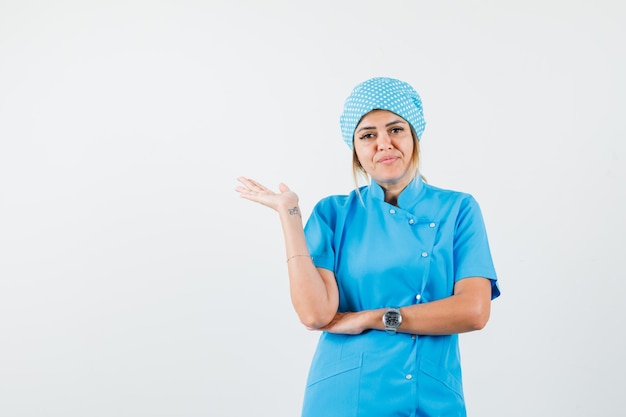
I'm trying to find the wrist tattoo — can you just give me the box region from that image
[288,206,300,216]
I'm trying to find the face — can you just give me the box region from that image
[353,110,415,189]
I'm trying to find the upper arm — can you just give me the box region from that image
[454,276,492,299]
[453,277,493,329]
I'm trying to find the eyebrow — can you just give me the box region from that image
[356,119,407,133]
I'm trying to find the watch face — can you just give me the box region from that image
[385,310,401,327]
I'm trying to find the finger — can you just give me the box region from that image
[238,177,268,191]
[278,182,290,193]
[236,178,256,192]
[236,176,254,189]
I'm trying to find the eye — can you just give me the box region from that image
[359,132,376,140]
[390,127,404,134]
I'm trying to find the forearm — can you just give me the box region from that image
[353,278,492,336]
[396,294,489,335]
[278,204,338,329]
[235,178,338,327]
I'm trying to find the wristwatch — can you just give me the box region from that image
[382,307,402,335]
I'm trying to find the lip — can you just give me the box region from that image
[377,155,399,164]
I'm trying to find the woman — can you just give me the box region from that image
[236,77,500,417]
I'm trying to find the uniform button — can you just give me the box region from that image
[421,252,428,257]
[408,219,415,225]
[429,222,436,228]
[389,209,396,214]
[405,374,413,380]
[415,294,421,301]
[411,335,417,340]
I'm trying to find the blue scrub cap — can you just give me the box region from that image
[339,77,426,149]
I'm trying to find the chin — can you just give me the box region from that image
[374,171,412,185]
[375,176,404,185]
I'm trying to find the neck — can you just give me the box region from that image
[384,193,399,206]
[381,182,406,206]
[377,174,418,206]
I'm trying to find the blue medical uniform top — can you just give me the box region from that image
[301,176,500,417]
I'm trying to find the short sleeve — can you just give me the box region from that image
[304,198,337,272]
[453,195,501,300]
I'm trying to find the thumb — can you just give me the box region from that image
[278,182,291,193]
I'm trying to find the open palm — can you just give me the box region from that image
[236,177,299,212]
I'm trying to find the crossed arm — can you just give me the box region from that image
[236,177,493,336]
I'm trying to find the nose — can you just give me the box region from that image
[377,132,393,150]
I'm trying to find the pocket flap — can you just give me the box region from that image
[307,354,362,387]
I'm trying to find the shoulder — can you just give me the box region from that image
[415,182,488,226]
[308,188,367,225]
[313,187,364,210]
[422,182,478,206]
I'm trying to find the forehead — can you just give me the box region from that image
[356,109,407,128]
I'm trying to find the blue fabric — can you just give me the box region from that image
[301,176,500,417]
[339,77,426,149]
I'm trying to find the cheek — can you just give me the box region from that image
[401,141,414,156]
[356,153,373,168]
[354,143,375,157]
[354,148,366,163]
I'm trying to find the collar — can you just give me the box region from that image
[368,175,424,208]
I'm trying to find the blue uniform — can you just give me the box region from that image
[301,176,500,417]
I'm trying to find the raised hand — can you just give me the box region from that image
[235,177,299,212]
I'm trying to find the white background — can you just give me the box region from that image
[1,1,624,416]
